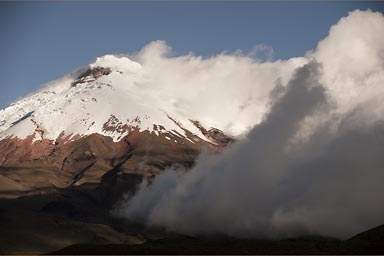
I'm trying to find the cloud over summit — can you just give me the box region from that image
[115,9,384,239]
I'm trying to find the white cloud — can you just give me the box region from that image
[133,41,306,136]
[114,9,384,240]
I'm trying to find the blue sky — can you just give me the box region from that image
[0,1,382,109]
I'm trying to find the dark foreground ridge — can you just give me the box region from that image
[51,230,384,255]
[0,183,383,255]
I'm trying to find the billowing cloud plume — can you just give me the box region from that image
[131,40,306,136]
[114,9,384,239]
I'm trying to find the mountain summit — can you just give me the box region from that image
[0,55,229,142]
[0,55,233,197]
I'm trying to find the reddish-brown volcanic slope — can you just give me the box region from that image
[0,125,233,198]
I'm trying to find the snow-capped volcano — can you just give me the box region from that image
[0,54,234,197]
[0,55,228,144]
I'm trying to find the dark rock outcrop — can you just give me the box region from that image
[71,66,112,87]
